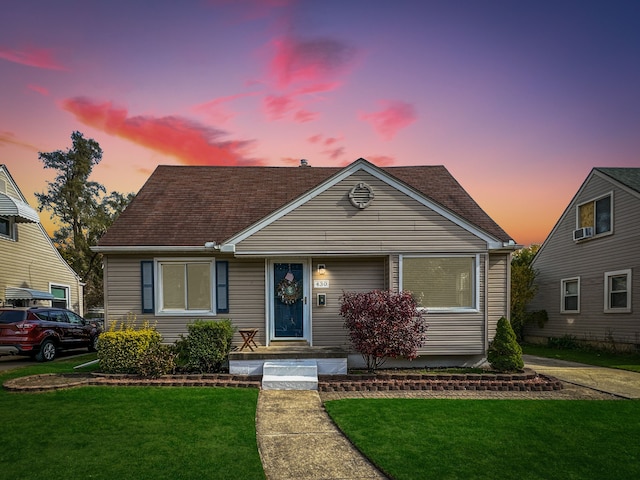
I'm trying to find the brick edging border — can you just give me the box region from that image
[3,370,562,393]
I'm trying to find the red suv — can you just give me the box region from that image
[0,307,102,362]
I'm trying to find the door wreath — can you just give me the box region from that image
[277,278,301,304]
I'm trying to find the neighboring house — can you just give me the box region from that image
[95,158,518,369]
[0,165,83,312]
[527,167,640,349]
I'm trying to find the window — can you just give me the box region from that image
[561,277,580,313]
[0,216,15,240]
[50,285,69,309]
[604,269,631,313]
[578,194,612,236]
[146,259,229,315]
[401,255,477,310]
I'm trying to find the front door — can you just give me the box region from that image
[271,262,307,340]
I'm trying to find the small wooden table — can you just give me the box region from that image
[239,328,258,351]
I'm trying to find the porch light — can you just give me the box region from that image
[317,264,326,275]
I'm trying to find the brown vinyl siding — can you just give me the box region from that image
[310,258,386,347]
[104,255,266,345]
[528,172,640,346]
[236,171,487,255]
[487,253,510,340]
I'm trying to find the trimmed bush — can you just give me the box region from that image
[98,319,163,375]
[178,319,235,373]
[488,316,524,372]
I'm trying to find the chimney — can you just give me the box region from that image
[299,159,310,167]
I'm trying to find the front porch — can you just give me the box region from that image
[229,344,348,375]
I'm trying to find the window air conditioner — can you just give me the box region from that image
[573,227,593,241]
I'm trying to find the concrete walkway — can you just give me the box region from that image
[256,390,386,480]
[523,354,640,399]
[255,357,640,479]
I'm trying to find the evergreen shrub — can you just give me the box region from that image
[488,316,524,372]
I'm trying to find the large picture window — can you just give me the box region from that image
[156,259,214,314]
[402,256,477,310]
[561,277,580,313]
[604,269,631,313]
[578,194,612,236]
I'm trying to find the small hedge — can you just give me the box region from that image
[98,320,172,376]
[176,319,235,373]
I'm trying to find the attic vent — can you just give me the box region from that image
[0,179,5,194]
[349,182,374,209]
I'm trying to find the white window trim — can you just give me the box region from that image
[399,254,480,313]
[604,269,632,313]
[49,283,70,309]
[575,191,614,239]
[154,258,216,316]
[560,277,580,313]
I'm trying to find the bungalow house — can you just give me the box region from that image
[0,164,83,312]
[95,158,518,372]
[526,167,640,349]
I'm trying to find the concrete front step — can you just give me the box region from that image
[262,360,318,390]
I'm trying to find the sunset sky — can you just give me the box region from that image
[1,0,639,246]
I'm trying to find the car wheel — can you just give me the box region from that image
[36,339,57,362]
[89,335,99,352]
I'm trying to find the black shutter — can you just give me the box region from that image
[141,261,154,313]
[216,261,229,313]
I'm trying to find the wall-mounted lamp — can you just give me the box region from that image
[317,264,326,275]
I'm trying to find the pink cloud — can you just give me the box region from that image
[322,146,344,161]
[27,84,50,96]
[366,155,396,167]
[61,97,261,166]
[192,92,258,124]
[294,109,318,123]
[263,93,298,119]
[359,101,418,141]
[269,36,356,89]
[0,131,39,151]
[307,134,322,144]
[0,46,67,71]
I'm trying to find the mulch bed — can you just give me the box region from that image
[3,369,562,393]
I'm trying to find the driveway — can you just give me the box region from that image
[523,354,640,399]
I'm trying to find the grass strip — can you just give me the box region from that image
[325,398,640,480]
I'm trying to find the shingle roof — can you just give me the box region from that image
[596,167,640,193]
[98,161,513,247]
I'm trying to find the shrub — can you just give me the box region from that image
[179,319,235,373]
[488,317,524,372]
[340,290,428,372]
[98,318,163,375]
[138,344,177,378]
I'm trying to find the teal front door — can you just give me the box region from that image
[273,263,305,338]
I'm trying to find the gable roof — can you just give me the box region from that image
[97,159,513,248]
[596,167,640,194]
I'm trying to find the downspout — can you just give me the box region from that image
[484,253,489,354]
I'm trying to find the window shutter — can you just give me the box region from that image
[141,261,154,313]
[216,261,229,313]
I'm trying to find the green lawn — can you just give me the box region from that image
[522,343,640,372]
[0,356,265,480]
[325,398,640,480]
